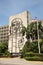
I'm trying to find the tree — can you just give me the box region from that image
[0,42,8,56]
[21,26,26,36]
[21,21,43,54]
[40,39,43,53]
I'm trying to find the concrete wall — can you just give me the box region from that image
[8,11,31,54]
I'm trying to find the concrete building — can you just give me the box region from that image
[8,11,31,54]
[0,25,9,43]
[31,19,43,26]
[0,11,43,54]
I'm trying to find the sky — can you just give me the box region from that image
[0,0,43,26]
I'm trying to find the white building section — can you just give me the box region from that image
[8,11,31,54]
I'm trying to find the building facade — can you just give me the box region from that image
[8,11,31,54]
[32,19,43,26]
[0,11,43,54]
[0,25,9,43]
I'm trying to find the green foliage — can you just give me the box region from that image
[22,40,30,55]
[0,42,9,56]
[21,21,43,61]
[21,26,26,36]
[25,52,43,61]
[29,22,43,40]
[40,39,43,53]
[25,56,43,61]
[0,43,8,53]
[21,21,43,40]
[25,52,43,57]
[21,21,43,56]
[4,50,11,56]
[30,41,38,53]
[26,30,30,39]
[22,41,38,54]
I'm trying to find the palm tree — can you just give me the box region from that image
[30,21,43,54]
[21,26,26,36]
